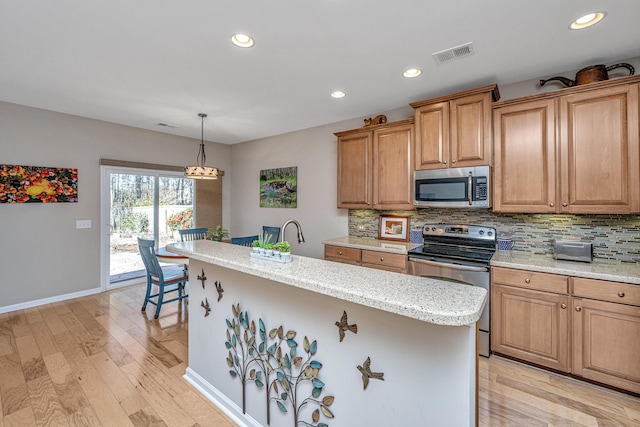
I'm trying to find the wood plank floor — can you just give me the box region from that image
[1,284,639,426]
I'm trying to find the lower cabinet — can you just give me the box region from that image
[491,266,640,394]
[324,245,407,273]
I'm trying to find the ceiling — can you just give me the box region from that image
[1,1,639,144]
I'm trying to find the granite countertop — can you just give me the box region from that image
[322,236,421,254]
[167,240,486,327]
[491,251,640,285]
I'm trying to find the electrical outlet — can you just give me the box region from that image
[76,219,92,229]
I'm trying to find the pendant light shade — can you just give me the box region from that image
[185,113,219,179]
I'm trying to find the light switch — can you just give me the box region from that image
[76,219,92,229]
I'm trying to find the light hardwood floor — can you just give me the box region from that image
[1,284,639,426]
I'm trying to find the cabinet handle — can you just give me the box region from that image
[618,291,625,298]
[452,159,456,164]
[524,278,531,284]
[379,257,384,261]
[443,160,447,164]
[562,202,568,207]
[575,306,582,312]
[550,202,555,207]
[338,251,343,255]
[561,303,567,309]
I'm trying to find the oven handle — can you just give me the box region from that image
[408,256,489,272]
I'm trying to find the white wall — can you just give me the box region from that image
[0,101,231,309]
[229,107,413,259]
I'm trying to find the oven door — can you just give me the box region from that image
[408,256,491,357]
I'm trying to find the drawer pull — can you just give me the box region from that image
[380,257,384,261]
[524,278,531,284]
[561,303,567,309]
[575,306,582,312]
[338,251,343,255]
[618,291,625,298]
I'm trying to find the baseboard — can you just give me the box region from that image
[183,367,263,427]
[0,286,102,314]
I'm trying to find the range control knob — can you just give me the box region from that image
[487,231,493,236]
[432,227,436,231]
[479,230,484,235]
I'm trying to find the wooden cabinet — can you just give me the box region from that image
[572,277,640,394]
[491,268,570,371]
[324,245,407,273]
[492,266,640,394]
[335,120,414,210]
[493,77,640,213]
[410,85,499,170]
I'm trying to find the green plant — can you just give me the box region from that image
[273,242,283,251]
[252,239,261,248]
[207,225,230,240]
[279,241,291,253]
[264,243,274,250]
[256,233,272,248]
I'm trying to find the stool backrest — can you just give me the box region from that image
[179,227,208,242]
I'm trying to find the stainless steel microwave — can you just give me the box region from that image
[414,166,491,208]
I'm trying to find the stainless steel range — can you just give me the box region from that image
[407,224,496,357]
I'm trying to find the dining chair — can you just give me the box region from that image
[262,226,281,244]
[231,235,259,247]
[179,227,208,242]
[138,238,189,319]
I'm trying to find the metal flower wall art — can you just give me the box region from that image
[334,311,357,342]
[0,164,78,203]
[225,303,335,426]
[215,280,224,302]
[356,357,384,390]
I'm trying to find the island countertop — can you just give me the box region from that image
[167,240,487,327]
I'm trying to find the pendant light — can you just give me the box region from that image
[185,113,219,179]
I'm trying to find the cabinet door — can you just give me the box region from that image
[337,131,372,209]
[372,124,414,210]
[491,284,570,372]
[559,84,640,213]
[414,101,450,170]
[451,92,493,167]
[572,298,640,393]
[493,99,557,212]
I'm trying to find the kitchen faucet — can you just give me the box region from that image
[280,219,305,243]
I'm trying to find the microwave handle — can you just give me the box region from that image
[467,172,473,206]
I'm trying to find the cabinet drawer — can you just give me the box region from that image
[573,277,640,307]
[361,250,407,270]
[324,245,361,263]
[492,267,568,294]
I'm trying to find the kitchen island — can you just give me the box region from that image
[168,240,487,427]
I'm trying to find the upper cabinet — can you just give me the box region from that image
[493,76,640,214]
[410,85,500,170]
[335,120,414,210]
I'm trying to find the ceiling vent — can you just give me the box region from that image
[432,42,474,64]
[157,122,178,129]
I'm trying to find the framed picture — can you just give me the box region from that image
[260,166,297,208]
[378,215,409,241]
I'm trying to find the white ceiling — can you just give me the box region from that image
[1,1,639,144]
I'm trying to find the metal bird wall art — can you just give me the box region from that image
[335,310,358,342]
[201,298,211,317]
[197,269,207,289]
[215,280,224,302]
[357,356,384,390]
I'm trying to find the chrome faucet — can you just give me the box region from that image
[280,219,305,243]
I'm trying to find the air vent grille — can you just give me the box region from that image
[157,122,178,129]
[432,42,474,64]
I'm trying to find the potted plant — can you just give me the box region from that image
[207,225,229,241]
[279,241,292,259]
[264,243,274,257]
[252,239,261,253]
[272,242,282,257]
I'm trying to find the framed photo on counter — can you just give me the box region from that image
[378,215,409,241]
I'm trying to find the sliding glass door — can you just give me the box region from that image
[101,166,194,289]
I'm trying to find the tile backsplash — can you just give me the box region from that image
[348,209,640,263]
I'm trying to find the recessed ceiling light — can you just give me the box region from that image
[570,12,606,29]
[403,68,422,78]
[331,91,346,99]
[231,33,254,48]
